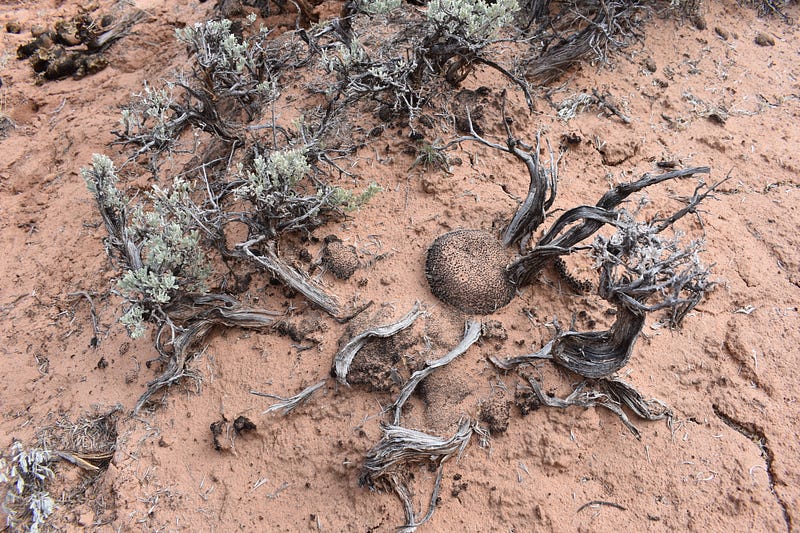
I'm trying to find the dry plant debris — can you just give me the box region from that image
[16,8,147,81]
[333,301,424,385]
[78,4,714,530]
[8,0,776,528]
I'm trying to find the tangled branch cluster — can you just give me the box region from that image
[85,18,383,411]
[78,3,734,530]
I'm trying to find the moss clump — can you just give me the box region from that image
[425,229,514,315]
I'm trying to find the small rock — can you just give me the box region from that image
[643,57,657,73]
[691,14,707,30]
[30,24,47,37]
[421,178,437,194]
[714,26,730,40]
[6,21,21,33]
[598,138,640,166]
[755,32,775,47]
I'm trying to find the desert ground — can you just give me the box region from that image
[1,0,798,531]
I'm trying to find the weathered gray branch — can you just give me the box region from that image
[333,302,424,385]
[236,236,345,319]
[390,320,481,425]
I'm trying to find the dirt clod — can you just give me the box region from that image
[347,336,401,392]
[321,236,360,280]
[210,418,227,451]
[233,416,257,434]
[754,32,775,46]
[515,386,541,416]
[479,397,511,435]
[691,14,707,30]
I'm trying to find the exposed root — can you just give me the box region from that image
[333,302,424,385]
[526,376,669,438]
[390,320,482,425]
[134,293,281,413]
[360,420,474,531]
[253,380,327,415]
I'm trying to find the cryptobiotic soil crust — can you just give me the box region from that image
[1,0,799,530]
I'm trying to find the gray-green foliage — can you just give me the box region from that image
[83,155,211,339]
[238,148,312,203]
[85,145,379,338]
[117,82,182,154]
[115,18,281,171]
[86,11,386,395]
[175,18,276,101]
[83,154,126,213]
[236,148,381,233]
[330,181,382,212]
[359,0,402,15]
[426,0,519,45]
[320,0,520,125]
[1,442,56,533]
[121,182,211,337]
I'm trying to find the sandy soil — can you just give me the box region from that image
[1,0,798,531]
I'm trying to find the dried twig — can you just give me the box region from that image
[333,302,424,385]
[360,420,473,531]
[253,380,327,415]
[237,236,345,319]
[134,294,281,413]
[507,166,712,287]
[591,88,631,124]
[489,339,554,370]
[390,320,482,425]
[448,101,558,249]
[524,0,643,84]
[527,377,643,437]
[527,373,670,438]
[577,500,627,513]
[67,291,102,348]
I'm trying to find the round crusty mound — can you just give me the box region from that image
[425,229,515,315]
[321,236,360,280]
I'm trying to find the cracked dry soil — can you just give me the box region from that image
[1,0,799,531]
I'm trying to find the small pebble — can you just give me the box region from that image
[644,57,657,73]
[6,21,21,33]
[755,32,775,47]
[714,26,730,40]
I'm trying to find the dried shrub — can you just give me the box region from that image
[86,20,381,412]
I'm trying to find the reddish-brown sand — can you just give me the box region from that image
[1,0,798,531]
